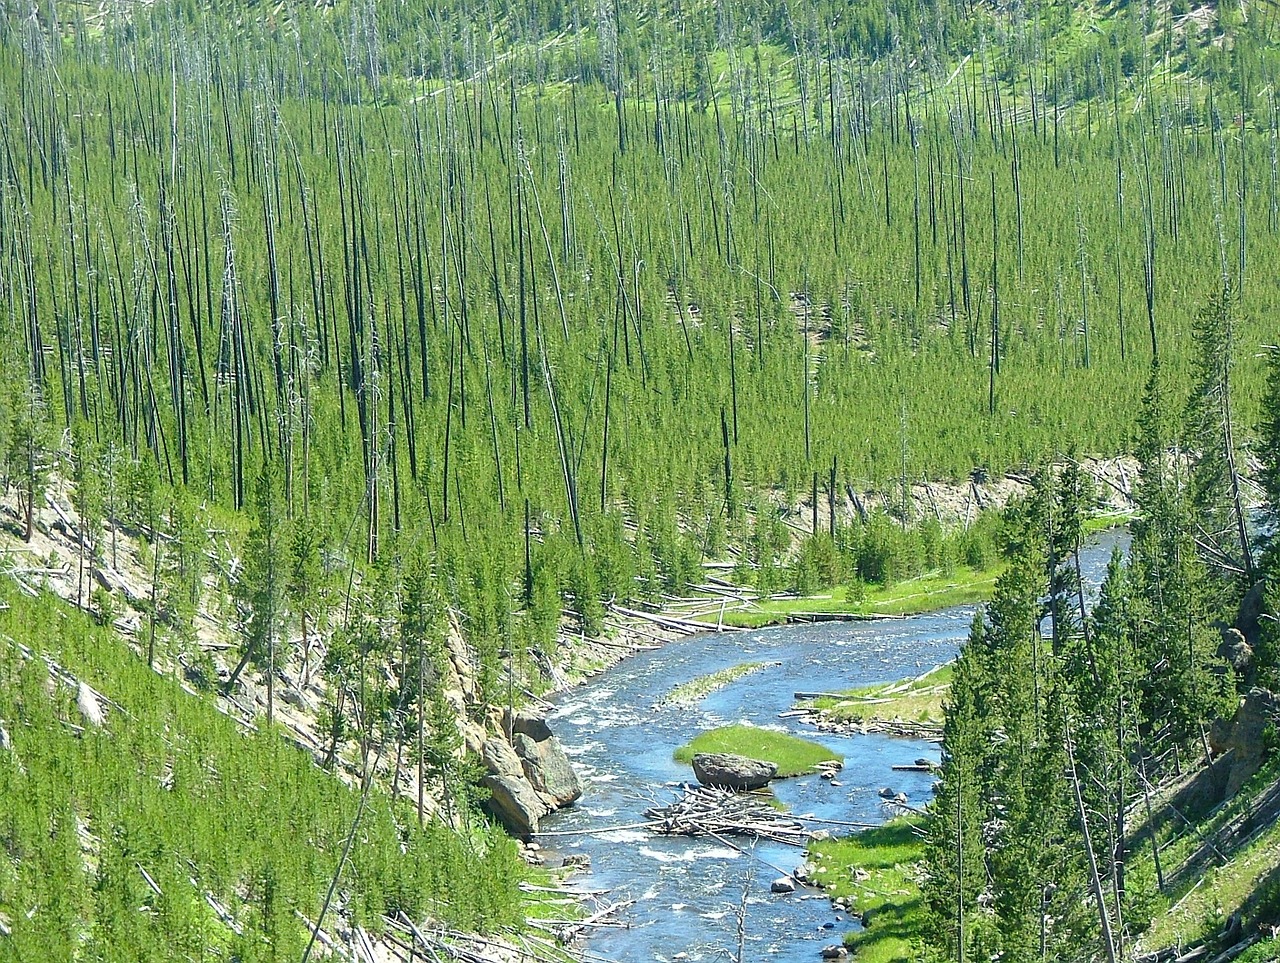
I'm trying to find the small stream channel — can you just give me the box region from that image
[539,531,1127,962]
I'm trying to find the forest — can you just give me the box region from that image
[1,0,1280,956]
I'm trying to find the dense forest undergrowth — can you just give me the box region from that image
[2,0,1280,956]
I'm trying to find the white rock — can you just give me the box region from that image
[77,683,104,728]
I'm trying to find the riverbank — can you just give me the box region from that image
[808,817,931,963]
[718,563,1003,629]
[719,510,1132,630]
[797,662,953,741]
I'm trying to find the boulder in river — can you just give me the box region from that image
[482,773,550,838]
[691,752,777,790]
[820,945,849,959]
[771,877,796,894]
[482,710,582,837]
[513,730,582,807]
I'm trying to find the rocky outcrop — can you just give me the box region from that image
[1210,688,1280,798]
[441,623,487,757]
[1236,580,1269,649]
[481,708,581,837]
[514,731,580,805]
[691,752,777,790]
[1218,628,1254,676]
[483,773,549,838]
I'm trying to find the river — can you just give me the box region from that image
[539,530,1127,962]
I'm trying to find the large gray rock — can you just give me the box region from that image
[513,731,582,807]
[481,716,581,837]
[504,707,554,742]
[1209,687,1280,797]
[483,735,525,779]
[691,752,777,790]
[483,773,551,838]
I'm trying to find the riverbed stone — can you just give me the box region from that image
[820,945,848,959]
[771,877,796,894]
[691,752,777,790]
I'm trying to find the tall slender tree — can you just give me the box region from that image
[227,463,287,725]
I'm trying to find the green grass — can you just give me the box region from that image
[719,564,1004,629]
[1139,817,1280,951]
[809,817,934,963]
[658,661,772,706]
[806,663,953,727]
[1083,511,1135,535]
[672,724,841,777]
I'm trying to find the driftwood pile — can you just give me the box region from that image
[645,785,811,846]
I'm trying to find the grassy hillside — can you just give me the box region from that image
[0,586,532,961]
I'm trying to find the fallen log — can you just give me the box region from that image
[609,603,729,634]
[786,611,904,624]
[795,691,853,700]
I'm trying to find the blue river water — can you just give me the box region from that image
[539,530,1127,962]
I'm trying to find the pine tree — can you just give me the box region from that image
[1260,345,1280,528]
[924,617,995,962]
[227,463,288,725]
[1130,360,1218,745]
[1256,347,1280,684]
[6,383,50,543]
[159,492,206,643]
[287,510,326,688]
[399,549,447,826]
[69,420,103,610]
[1185,284,1254,595]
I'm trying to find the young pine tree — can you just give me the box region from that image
[1131,361,1224,747]
[924,616,996,962]
[228,463,288,725]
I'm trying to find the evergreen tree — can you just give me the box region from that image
[1185,285,1254,595]
[228,464,288,725]
[69,420,103,610]
[287,509,326,687]
[1260,345,1280,531]
[924,616,995,962]
[1130,361,1223,746]
[398,549,448,826]
[159,491,206,644]
[6,383,50,543]
[1256,347,1280,684]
